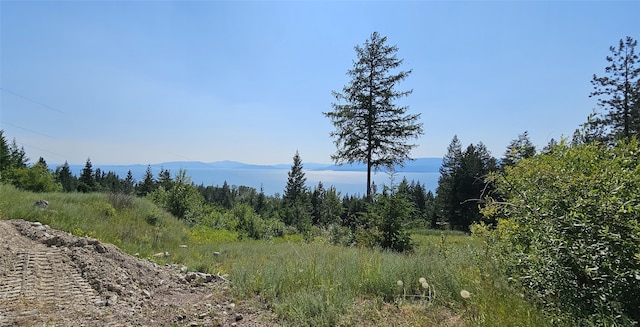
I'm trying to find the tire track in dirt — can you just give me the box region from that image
[0,219,276,326]
[0,221,100,326]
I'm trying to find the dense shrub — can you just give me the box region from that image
[481,139,640,325]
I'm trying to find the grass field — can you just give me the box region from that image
[0,184,553,326]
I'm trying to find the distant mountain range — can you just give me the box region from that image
[63,157,443,174]
[60,158,443,195]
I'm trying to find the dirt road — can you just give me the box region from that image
[0,219,274,326]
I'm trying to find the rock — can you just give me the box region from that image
[30,221,43,227]
[142,289,152,298]
[185,273,197,282]
[107,295,118,306]
[94,243,108,253]
[235,313,243,321]
[35,225,47,231]
[188,322,199,327]
[34,200,49,208]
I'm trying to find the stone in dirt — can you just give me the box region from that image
[0,219,276,326]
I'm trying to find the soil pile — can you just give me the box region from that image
[0,219,274,326]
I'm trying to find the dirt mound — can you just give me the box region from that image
[0,219,274,326]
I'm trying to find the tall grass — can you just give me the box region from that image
[0,184,553,326]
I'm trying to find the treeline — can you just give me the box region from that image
[0,135,436,249]
[0,127,531,243]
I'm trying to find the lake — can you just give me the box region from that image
[69,165,440,197]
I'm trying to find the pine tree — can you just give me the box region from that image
[502,131,536,168]
[8,138,28,169]
[123,170,135,194]
[283,151,311,231]
[0,130,10,179]
[436,136,497,231]
[137,165,156,196]
[284,151,307,203]
[436,136,463,228]
[55,161,77,192]
[78,158,95,192]
[325,32,423,199]
[589,36,640,142]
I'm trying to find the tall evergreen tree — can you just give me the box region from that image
[55,161,77,192]
[0,130,10,179]
[137,165,156,196]
[8,138,28,169]
[284,151,307,203]
[324,31,423,199]
[123,170,135,194]
[589,36,640,142]
[157,167,173,190]
[436,136,497,231]
[283,151,311,230]
[502,131,536,168]
[78,158,95,192]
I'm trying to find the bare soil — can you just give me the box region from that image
[0,219,276,327]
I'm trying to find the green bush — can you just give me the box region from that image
[482,139,640,325]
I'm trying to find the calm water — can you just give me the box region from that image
[71,165,439,197]
[186,168,439,196]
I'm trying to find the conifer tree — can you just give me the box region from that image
[137,165,156,196]
[56,161,77,192]
[436,136,497,231]
[283,151,311,231]
[0,130,10,179]
[325,32,423,199]
[123,170,135,194]
[502,131,536,168]
[284,150,307,203]
[589,36,640,142]
[8,138,28,169]
[78,158,95,192]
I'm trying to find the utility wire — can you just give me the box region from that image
[1,121,54,138]
[0,87,65,114]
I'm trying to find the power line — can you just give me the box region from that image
[0,87,65,114]
[1,121,54,138]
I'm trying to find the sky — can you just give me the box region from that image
[1,1,639,166]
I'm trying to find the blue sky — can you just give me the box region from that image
[1,1,638,166]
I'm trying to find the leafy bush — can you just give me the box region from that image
[482,139,640,325]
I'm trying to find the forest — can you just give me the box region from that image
[1,35,639,325]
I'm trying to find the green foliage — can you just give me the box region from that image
[77,158,96,192]
[136,165,156,196]
[324,31,423,198]
[55,161,78,192]
[9,162,60,192]
[369,187,414,252]
[227,232,547,327]
[482,139,640,324]
[589,36,640,142]
[148,169,205,224]
[502,130,536,168]
[0,184,551,326]
[436,136,498,231]
[284,151,307,203]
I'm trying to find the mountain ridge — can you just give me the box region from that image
[60,157,443,173]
